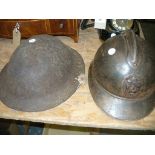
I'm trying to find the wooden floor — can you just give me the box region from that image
[0,28,155,130]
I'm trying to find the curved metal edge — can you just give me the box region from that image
[88,63,155,120]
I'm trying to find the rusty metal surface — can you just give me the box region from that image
[0,35,85,112]
[89,30,155,120]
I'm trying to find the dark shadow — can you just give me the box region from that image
[100,128,155,135]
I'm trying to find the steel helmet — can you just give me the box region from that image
[0,35,85,112]
[89,30,155,120]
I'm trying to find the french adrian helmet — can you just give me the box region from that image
[0,35,85,112]
[89,30,155,120]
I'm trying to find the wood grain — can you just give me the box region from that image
[0,19,79,42]
[0,28,155,130]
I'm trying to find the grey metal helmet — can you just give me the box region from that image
[89,30,155,120]
[0,35,85,112]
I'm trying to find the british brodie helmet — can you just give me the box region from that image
[89,30,155,120]
[0,35,85,112]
